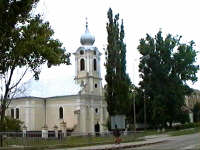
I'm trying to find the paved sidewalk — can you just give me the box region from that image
[59,134,169,150]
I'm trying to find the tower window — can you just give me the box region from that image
[16,108,19,119]
[59,107,63,119]
[95,83,97,88]
[94,51,96,55]
[95,108,98,113]
[80,59,85,71]
[11,109,14,118]
[80,50,84,55]
[93,59,97,71]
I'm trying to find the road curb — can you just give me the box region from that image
[81,140,168,150]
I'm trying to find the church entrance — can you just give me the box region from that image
[94,122,100,136]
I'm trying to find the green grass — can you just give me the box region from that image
[2,133,144,148]
[168,127,200,136]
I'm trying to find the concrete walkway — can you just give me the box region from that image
[57,134,169,150]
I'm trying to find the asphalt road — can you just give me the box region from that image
[127,133,200,150]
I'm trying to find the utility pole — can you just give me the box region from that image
[144,91,146,131]
[133,91,136,131]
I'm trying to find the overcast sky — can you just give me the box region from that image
[29,0,200,97]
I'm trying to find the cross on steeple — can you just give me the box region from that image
[86,17,88,29]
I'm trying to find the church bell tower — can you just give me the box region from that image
[73,21,102,96]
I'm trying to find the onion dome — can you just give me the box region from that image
[80,21,95,46]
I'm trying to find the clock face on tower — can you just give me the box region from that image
[80,50,84,55]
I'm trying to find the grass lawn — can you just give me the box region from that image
[168,127,200,136]
[2,132,144,148]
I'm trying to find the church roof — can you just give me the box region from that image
[24,64,82,98]
[76,46,98,51]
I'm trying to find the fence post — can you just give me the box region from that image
[42,125,48,139]
[22,125,27,138]
[60,121,67,138]
[54,125,58,138]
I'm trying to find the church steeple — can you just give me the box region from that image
[80,19,95,46]
[73,20,102,96]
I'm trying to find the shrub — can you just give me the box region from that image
[3,117,23,131]
[174,122,200,130]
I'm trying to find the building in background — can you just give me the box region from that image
[185,89,200,109]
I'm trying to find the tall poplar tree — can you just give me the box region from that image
[105,8,130,116]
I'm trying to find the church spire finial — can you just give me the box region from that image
[80,17,95,46]
[86,17,88,29]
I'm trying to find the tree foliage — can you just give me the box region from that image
[105,8,131,116]
[0,0,70,132]
[138,31,199,127]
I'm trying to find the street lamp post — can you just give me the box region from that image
[144,91,146,131]
[133,90,136,131]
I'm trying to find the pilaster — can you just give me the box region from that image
[80,105,86,133]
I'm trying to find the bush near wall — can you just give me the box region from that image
[174,122,200,130]
[3,117,23,131]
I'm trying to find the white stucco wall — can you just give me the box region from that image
[6,97,45,131]
[46,95,79,130]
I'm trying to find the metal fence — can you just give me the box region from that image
[0,131,144,148]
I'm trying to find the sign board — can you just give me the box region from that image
[111,115,126,130]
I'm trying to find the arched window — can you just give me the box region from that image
[59,107,63,119]
[16,108,19,119]
[95,108,99,113]
[80,59,85,71]
[95,83,97,88]
[93,59,97,71]
[11,109,14,118]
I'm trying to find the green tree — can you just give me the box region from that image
[0,0,70,135]
[105,8,131,116]
[138,31,199,127]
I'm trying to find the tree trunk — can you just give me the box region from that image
[0,67,15,147]
[0,110,5,147]
[0,103,6,147]
[0,136,2,148]
[169,121,172,128]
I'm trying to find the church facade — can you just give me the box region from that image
[5,22,108,134]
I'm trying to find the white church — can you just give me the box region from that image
[6,22,108,134]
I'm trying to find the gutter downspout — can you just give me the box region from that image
[44,98,47,126]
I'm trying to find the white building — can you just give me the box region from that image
[6,22,108,134]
